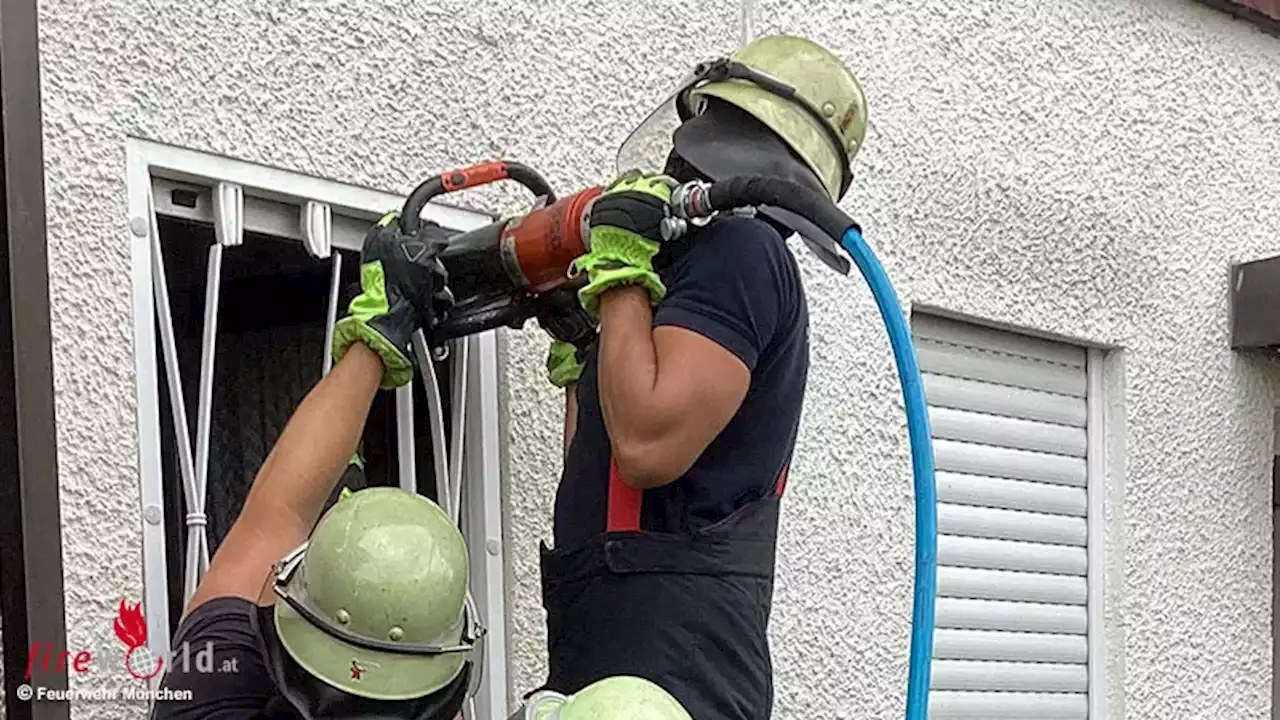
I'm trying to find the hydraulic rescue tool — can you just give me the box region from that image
[398,161,603,350]
[401,160,938,720]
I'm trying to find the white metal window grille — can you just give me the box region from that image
[127,141,509,719]
[912,313,1104,720]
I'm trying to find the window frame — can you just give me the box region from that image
[1086,348,1107,719]
[124,139,510,717]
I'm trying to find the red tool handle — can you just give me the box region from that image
[441,161,510,192]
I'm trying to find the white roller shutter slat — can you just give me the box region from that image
[929,691,1088,719]
[938,535,1087,575]
[929,406,1087,457]
[912,313,1086,368]
[937,472,1087,516]
[938,504,1087,547]
[914,316,1093,719]
[931,661,1088,693]
[922,373,1087,427]
[936,599,1087,635]
[934,439,1087,487]
[916,340,1086,397]
[933,629,1088,663]
[939,566,1086,606]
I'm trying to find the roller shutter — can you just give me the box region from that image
[912,314,1094,720]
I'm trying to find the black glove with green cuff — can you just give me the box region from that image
[332,212,450,388]
[532,287,597,388]
[573,170,676,316]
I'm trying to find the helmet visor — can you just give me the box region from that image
[616,59,850,190]
[615,69,705,176]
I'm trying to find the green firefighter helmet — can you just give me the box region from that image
[273,486,472,701]
[690,34,868,201]
[523,676,692,720]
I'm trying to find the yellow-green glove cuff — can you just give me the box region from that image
[575,264,666,316]
[546,340,584,388]
[331,316,414,389]
[583,227,662,272]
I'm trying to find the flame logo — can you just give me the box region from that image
[113,599,147,649]
[114,599,163,680]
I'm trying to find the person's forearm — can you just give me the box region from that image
[234,342,383,541]
[188,342,384,614]
[596,287,686,483]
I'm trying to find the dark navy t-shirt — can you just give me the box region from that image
[553,215,810,550]
[150,598,285,719]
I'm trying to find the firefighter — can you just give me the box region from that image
[537,34,867,719]
[148,212,696,720]
[150,214,482,719]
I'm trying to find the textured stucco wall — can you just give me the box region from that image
[36,0,1280,718]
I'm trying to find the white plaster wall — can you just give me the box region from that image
[35,0,1280,719]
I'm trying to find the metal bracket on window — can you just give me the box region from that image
[146,188,208,603]
[322,253,343,377]
[302,200,333,259]
[212,182,244,247]
[447,337,469,522]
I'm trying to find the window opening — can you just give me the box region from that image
[128,142,506,719]
[150,214,455,633]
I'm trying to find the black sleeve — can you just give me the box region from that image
[653,217,790,371]
[151,597,275,719]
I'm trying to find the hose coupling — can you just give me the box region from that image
[669,180,715,221]
[659,215,689,242]
[661,180,717,241]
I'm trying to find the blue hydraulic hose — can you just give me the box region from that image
[840,227,938,720]
[638,176,937,717]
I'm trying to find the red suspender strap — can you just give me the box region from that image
[608,459,789,532]
[605,458,643,532]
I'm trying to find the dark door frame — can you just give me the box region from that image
[0,0,71,717]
